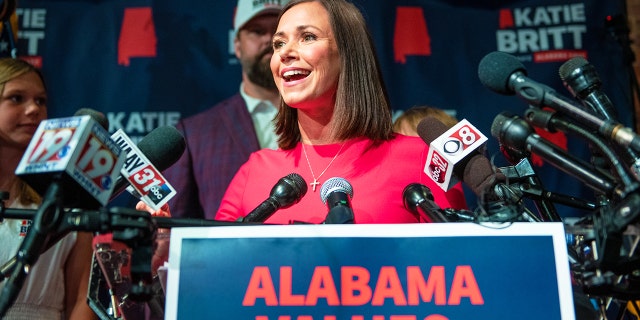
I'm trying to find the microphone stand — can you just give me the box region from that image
[604,14,640,128]
[324,206,355,224]
[498,158,563,221]
[0,178,65,318]
[0,204,160,317]
[1,195,256,319]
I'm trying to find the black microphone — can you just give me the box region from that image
[108,126,186,202]
[478,51,640,153]
[417,116,504,197]
[240,173,307,222]
[402,183,449,222]
[75,108,109,131]
[491,112,616,195]
[524,107,638,194]
[559,56,619,121]
[320,177,354,224]
[558,58,640,182]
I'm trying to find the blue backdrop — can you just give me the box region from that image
[6,0,633,217]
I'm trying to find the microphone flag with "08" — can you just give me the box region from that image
[110,128,177,211]
[14,115,125,209]
[424,119,488,191]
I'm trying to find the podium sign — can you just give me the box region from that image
[166,223,575,320]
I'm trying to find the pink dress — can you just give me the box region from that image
[216,135,467,224]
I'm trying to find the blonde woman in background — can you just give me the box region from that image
[393,105,458,136]
[0,58,96,319]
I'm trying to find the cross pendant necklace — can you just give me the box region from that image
[301,142,345,192]
[310,179,320,192]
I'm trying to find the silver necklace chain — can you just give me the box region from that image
[301,142,345,192]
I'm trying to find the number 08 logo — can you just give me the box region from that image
[442,125,479,156]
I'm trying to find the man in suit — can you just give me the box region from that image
[162,0,287,219]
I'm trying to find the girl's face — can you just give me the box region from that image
[0,71,47,149]
[271,1,341,112]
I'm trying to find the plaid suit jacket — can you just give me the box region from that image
[162,94,260,219]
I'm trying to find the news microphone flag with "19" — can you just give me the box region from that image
[425,119,488,191]
[111,129,176,211]
[15,116,125,208]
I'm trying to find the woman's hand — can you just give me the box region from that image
[136,201,171,275]
[136,201,171,217]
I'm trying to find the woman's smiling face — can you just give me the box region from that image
[270,1,341,111]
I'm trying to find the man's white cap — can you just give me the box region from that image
[234,0,287,35]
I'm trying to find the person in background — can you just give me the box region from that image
[0,58,97,319]
[393,105,458,137]
[162,0,288,220]
[214,0,467,223]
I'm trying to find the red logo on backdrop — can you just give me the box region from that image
[394,6,431,63]
[118,7,157,66]
[19,56,42,68]
[499,9,514,29]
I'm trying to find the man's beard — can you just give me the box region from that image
[245,48,277,91]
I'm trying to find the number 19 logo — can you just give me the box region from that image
[76,134,116,189]
[28,128,75,163]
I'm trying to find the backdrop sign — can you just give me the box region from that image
[166,223,574,320]
[7,0,631,215]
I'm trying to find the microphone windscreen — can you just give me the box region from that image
[477,51,526,95]
[320,177,353,205]
[273,173,308,208]
[416,116,449,145]
[75,108,109,130]
[558,56,588,82]
[463,154,504,196]
[137,126,186,171]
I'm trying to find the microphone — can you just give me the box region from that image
[75,108,109,131]
[558,58,640,182]
[491,112,616,195]
[15,115,125,209]
[240,173,307,222]
[559,56,619,121]
[402,183,449,222]
[524,107,638,194]
[418,116,502,196]
[478,51,640,153]
[320,177,354,224]
[109,126,185,210]
[2,114,126,316]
